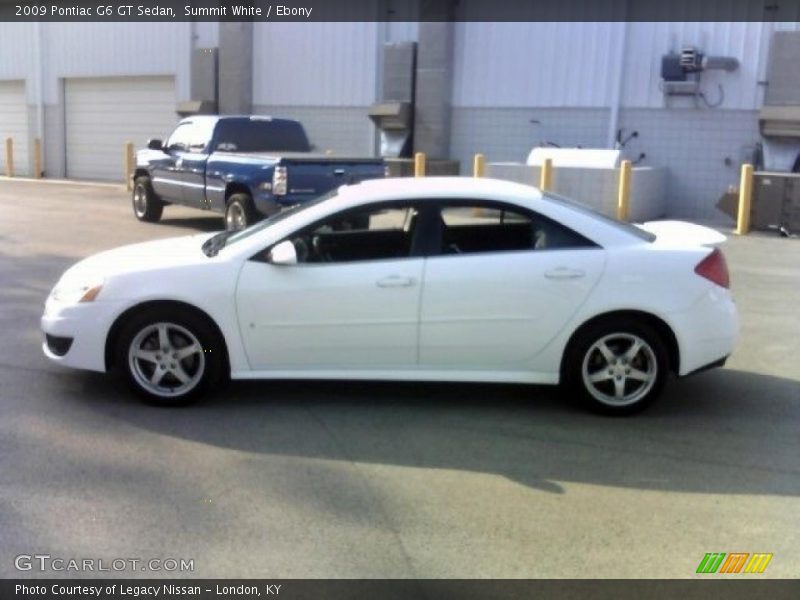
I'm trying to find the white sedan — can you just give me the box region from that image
[42,177,738,414]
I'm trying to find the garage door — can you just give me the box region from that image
[65,76,178,181]
[0,80,29,176]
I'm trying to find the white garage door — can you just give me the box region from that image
[0,80,29,176]
[65,76,178,181]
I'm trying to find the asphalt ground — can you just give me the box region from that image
[0,178,798,578]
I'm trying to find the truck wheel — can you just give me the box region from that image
[225,194,258,231]
[132,176,164,223]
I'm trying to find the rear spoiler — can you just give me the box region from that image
[635,221,727,247]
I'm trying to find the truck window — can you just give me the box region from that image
[213,119,312,153]
[166,120,215,153]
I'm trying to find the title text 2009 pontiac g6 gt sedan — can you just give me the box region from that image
[42,178,738,414]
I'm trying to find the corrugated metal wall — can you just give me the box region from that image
[452,21,782,111]
[252,22,379,106]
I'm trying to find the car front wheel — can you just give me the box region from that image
[132,176,163,223]
[116,309,224,405]
[563,318,668,415]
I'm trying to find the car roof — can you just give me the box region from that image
[340,176,543,202]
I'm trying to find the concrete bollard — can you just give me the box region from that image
[616,160,632,221]
[124,141,135,191]
[735,164,753,235]
[5,137,14,177]
[414,152,426,177]
[539,158,553,191]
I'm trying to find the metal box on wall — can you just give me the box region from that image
[752,172,800,233]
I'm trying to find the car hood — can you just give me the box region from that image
[58,233,217,284]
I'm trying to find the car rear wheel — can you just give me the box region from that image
[225,194,258,231]
[563,318,668,415]
[116,308,224,406]
[132,176,163,223]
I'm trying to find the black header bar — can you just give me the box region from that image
[2,0,800,22]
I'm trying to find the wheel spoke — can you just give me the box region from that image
[157,324,170,350]
[134,349,159,364]
[150,368,166,386]
[613,377,626,399]
[589,370,613,383]
[176,343,202,360]
[623,339,643,362]
[596,341,616,365]
[627,368,651,382]
[171,364,191,384]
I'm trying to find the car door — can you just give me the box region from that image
[151,122,191,203]
[235,202,427,371]
[419,201,606,370]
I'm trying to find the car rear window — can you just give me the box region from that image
[544,192,656,242]
[214,118,312,153]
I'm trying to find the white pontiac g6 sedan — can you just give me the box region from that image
[42,178,738,414]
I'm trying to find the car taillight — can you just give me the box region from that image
[272,166,288,195]
[694,247,730,289]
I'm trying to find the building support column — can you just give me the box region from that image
[218,22,253,114]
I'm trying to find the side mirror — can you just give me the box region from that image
[267,240,297,266]
[147,138,164,151]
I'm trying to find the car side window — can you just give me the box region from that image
[438,204,594,255]
[285,205,419,264]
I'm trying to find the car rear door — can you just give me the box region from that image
[418,201,606,370]
[235,202,427,371]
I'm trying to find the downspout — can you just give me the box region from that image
[34,21,45,171]
[607,20,628,149]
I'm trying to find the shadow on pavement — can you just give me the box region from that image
[70,366,800,498]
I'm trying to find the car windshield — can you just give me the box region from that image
[544,192,656,242]
[202,189,341,256]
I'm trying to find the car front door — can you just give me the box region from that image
[419,202,606,370]
[235,202,427,371]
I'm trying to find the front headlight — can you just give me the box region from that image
[50,279,104,305]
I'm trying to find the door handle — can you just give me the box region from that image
[376,275,415,288]
[545,267,585,280]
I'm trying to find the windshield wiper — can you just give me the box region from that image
[202,231,233,257]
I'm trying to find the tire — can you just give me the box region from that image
[115,307,225,406]
[132,175,164,223]
[562,317,669,415]
[225,194,259,231]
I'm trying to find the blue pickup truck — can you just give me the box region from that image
[132,115,387,230]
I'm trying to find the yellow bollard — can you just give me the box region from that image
[616,159,632,221]
[414,152,426,177]
[539,158,553,191]
[473,153,485,178]
[5,137,14,177]
[33,138,42,179]
[735,164,754,235]
[124,141,135,191]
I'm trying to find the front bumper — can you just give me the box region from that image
[41,301,118,372]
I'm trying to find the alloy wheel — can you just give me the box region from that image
[581,333,657,407]
[127,322,205,398]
